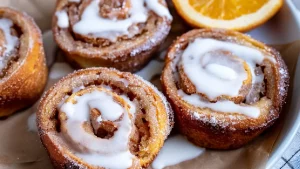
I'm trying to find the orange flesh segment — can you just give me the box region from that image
[188,0,269,20]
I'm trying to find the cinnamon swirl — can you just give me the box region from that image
[53,0,172,72]
[0,7,47,117]
[37,68,173,168]
[161,29,289,149]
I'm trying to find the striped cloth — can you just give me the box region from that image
[273,130,300,169]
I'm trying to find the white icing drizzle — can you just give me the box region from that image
[136,60,164,81]
[145,0,172,20]
[69,0,80,2]
[88,98,123,121]
[178,38,276,118]
[181,38,273,100]
[55,10,69,28]
[76,151,134,168]
[73,0,147,41]
[205,63,237,80]
[152,135,204,169]
[0,19,18,55]
[59,88,136,168]
[178,90,260,118]
[57,0,171,41]
[0,18,19,72]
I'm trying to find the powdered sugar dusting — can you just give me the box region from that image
[278,67,289,97]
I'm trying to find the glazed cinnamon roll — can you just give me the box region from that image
[161,29,289,149]
[0,7,47,117]
[53,0,172,72]
[37,68,173,168]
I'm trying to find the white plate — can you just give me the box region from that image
[247,0,300,168]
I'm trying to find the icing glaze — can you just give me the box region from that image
[178,38,276,118]
[72,0,147,41]
[59,88,137,168]
[0,18,19,72]
[55,10,69,28]
[145,0,172,20]
[76,151,134,168]
[88,97,123,121]
[181,38,273,100]
[205,63,238,80]
[178,90,260,118]
[152,135,204,169]
[57,0,172,41]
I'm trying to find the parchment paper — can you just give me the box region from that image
[0,0,299,169]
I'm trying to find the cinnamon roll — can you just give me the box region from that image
[37,68,173,168]
[53,0,172,72]
[0,7,47,117]
[161,29,289,149]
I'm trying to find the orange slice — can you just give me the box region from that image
[172,0,283,31]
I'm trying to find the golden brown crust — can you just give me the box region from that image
[52,0,172,72]
[161,28,289,149]
[37,67,173,169]
[0,7,47,117]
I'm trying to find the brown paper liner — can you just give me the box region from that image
[0,7,47,117]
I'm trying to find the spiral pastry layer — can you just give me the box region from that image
[53,0,172,72]
[37,67,173,168]
[0,7,47,117]
[161,29,289,149]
